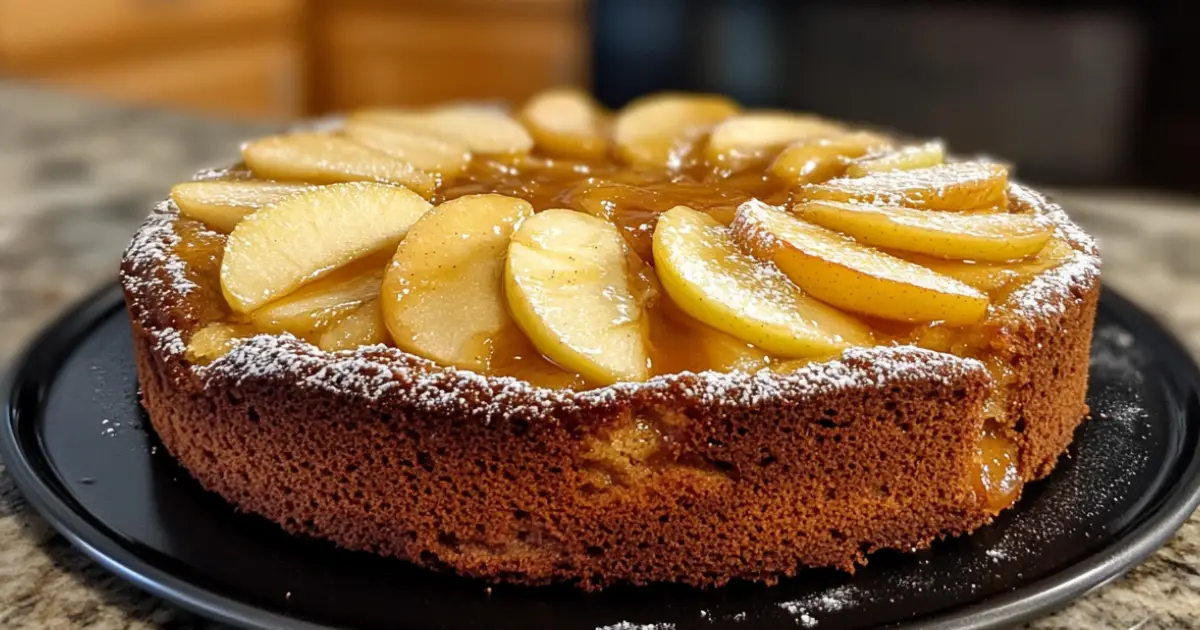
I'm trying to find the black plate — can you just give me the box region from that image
[3,283,1200,630]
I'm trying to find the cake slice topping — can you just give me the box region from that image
[352,105,534,156]
[220,182,431,313]
[795,199,1053,262]
[654,205,872,356]
[801,162,1009,211]
[846,141,946,177]
[518,87,609,159]
[731,200,989,325]
[139,88,1097,389]
[506,209,650,385]
[242,133,437,197]
[613,93,739,168]
[171,181,314,233]
[769,132,892,186]
[382,194,534,371]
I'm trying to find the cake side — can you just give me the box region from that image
[133,319,999,588]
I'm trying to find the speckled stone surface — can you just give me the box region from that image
[0,82,1196,629]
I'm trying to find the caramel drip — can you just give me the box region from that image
[976,423,1022,513]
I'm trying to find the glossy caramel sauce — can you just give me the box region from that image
[977,423,1022,512]
[171,148,1027,506]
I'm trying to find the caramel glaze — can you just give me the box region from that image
[172,150,1028,511]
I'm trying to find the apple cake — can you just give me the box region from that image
[121,90,1100,590]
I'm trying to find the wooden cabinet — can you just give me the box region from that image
[41,41,300,119]
[0,0,587,118]
[0,0,295,57]
[306,0,587,112]
[0,0,302,119]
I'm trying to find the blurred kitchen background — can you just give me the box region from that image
[4,4,1200,624]
[1,0,1196,192]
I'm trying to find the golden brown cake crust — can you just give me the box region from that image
[121,179,1100,590]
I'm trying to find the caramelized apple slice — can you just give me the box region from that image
[382,194,534,371]
[846,141,945,177]
[353,106,533,156]
[250,266,383,338]
[801,163,1009,211]
[506,209,649,384]
[342,120,471,179]
[221,183,432,313]
[908,238,1078,293]
[186,323,257,363]
[519,87,608,159]
[768,132,891,186]
[796,200,1053,262]
[653,206,870,356]
[242,133,437,197]
[170,181,314,233]
[731,200,988,325]
[705,112,844,168]
[318,299,389,352]
[613,93,739,168]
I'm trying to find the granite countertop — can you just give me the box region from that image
[0,83,1197,629]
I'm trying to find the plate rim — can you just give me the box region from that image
[2,282,1199,630]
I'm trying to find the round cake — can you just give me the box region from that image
[120,91,1101,590]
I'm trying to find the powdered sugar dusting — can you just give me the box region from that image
[120,200,197,298]
[151,328,186,357]
[197,331,984,424]
[595,623,675,630]
[1008,183,1098,255]
[1001,184,1101,322]
[776,585,858,627]
[1008,249,1099,321]
[630,345,984,411]
[803,163,1004,209]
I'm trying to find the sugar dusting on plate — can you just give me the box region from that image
[595,623,676,630]
[971,319,1148,565]
[776,585,858,627]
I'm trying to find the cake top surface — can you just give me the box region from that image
[120,90,1100,421]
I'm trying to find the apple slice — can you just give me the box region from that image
[613,93,739,168]
[250,265,383,338]
[170,181,313,233]
[318,299,389,352]
[653,206,870,356]
[352,106,533,156]
[705,112,844,168]
[186,323,257,364]
[795,200,1053,262]
[519,87,608,159]
[846,141,945,177]
[731,200,988,325]
[768,132,892,186]
[342,120,471,179]
[382,194,534,371]
[905,238,1078,293]
[221,182,432,313]
[242,133,437,197]
[801,162,1009,211]
[506,209,649,384]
